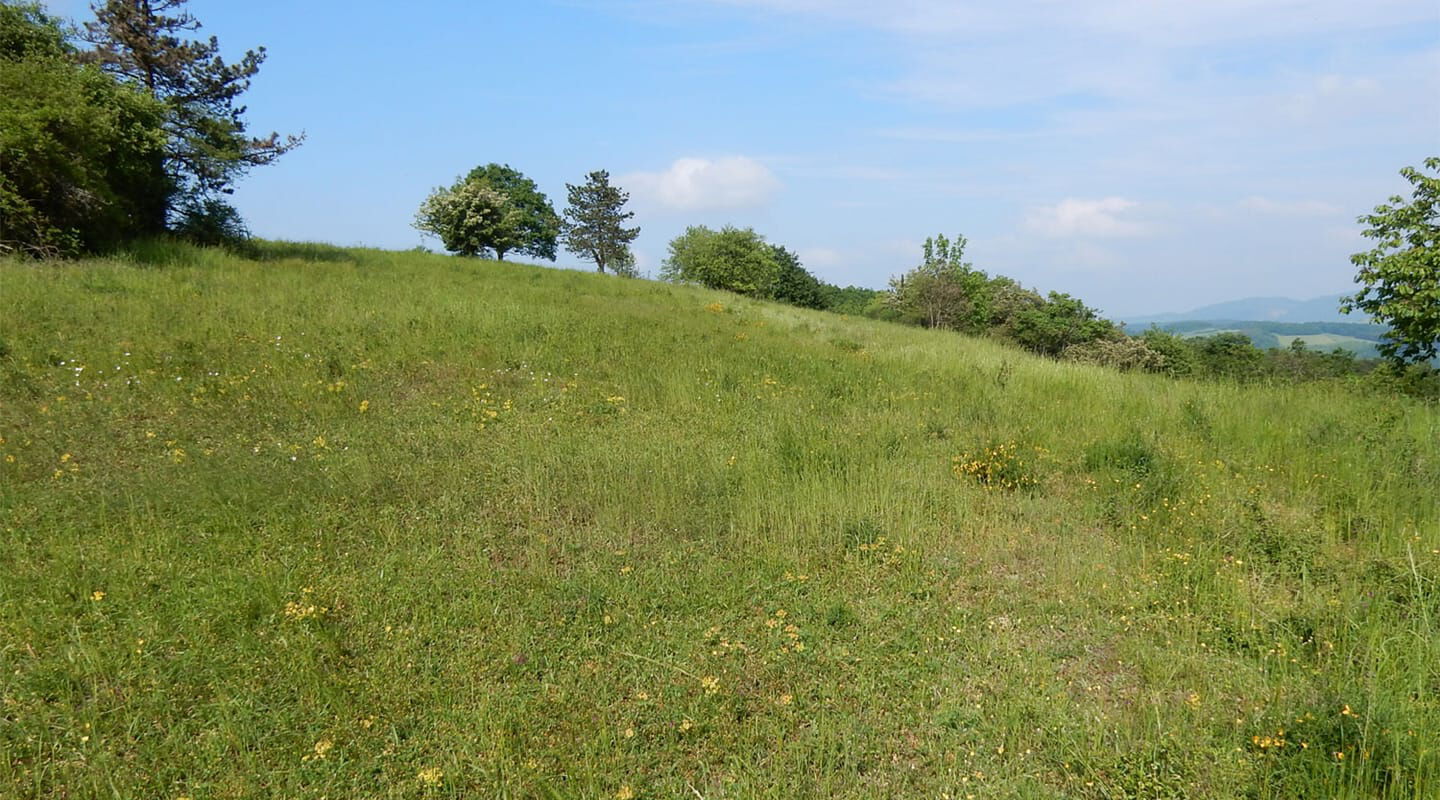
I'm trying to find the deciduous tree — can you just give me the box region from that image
[413,179,522,259]
[1341,158,1440,365]
[465,163,560,261]
[1,2,167,255]
[661,225,779,295]
[769,245,825,309]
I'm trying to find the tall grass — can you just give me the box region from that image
[1,241,1435,798]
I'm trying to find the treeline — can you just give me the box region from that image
[656,226,1439,397]
[0,1,299,257]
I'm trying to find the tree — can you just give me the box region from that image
[1341,158,1440,365]
[465,163,560,261]
[887,234,991,331]
[769,245,825,309]
[561,170,639,274]
[413,178,522,259]
[1193,332,1263,379]
[1007,292,1118,357]
[1,2,167,256]
[81,0,302,229]
[661,225,779,296]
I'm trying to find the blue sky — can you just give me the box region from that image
[54,0,1440,317]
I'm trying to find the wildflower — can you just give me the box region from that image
[616,785,636,800]
[417,766,444,786]
[90,590,105,601]
[679,719,693,732]
[701,675,720,695]
[623,727,635,739]
[359,400,370,413]
[304,738,333,761]
[778,694,793,706]
[1341,704,1358,718]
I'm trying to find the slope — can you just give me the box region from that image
[1,242,1436,799]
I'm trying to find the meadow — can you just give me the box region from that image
[1,242,1436,799]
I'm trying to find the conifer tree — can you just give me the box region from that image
[81,0,301,229]
[561,170,640,274]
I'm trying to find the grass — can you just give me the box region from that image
[1,241,1436,798]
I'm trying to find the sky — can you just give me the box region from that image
[52,0,1440,318]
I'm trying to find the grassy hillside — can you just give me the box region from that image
[2,243,1436,799]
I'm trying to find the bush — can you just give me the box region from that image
[1,4,168,257]
[173,197,251,248]
[1139,328,1199,377]
[661,225,780,296]
[1062,337,1167,372]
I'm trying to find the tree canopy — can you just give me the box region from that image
[413,178,523,259]
[561,170,639,274]
[465,163,560,261]
[1,0,296,254]
[1,2,167,256]
[1341,158,1440,365]
[81,0,301,229]
[769,245,826,309]
[661,225,780,296]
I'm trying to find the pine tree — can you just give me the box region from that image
[81,0,301,229]
[561,170,639,274]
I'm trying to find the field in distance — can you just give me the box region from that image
[1,242,1436,798]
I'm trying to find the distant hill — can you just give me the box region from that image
[1122,294,1362,326]
[1121,319,1390,359]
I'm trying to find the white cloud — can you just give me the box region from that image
[622,156,780,211]
[1025,198,1147,238]
[1239,196,1341,216]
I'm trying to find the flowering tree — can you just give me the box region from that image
[414,179,522,259]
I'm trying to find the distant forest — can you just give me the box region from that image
[1124,321,1392,359]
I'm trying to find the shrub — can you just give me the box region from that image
[661,225,780,296]
[1062,337,1167,372]
[173,197,251,248]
